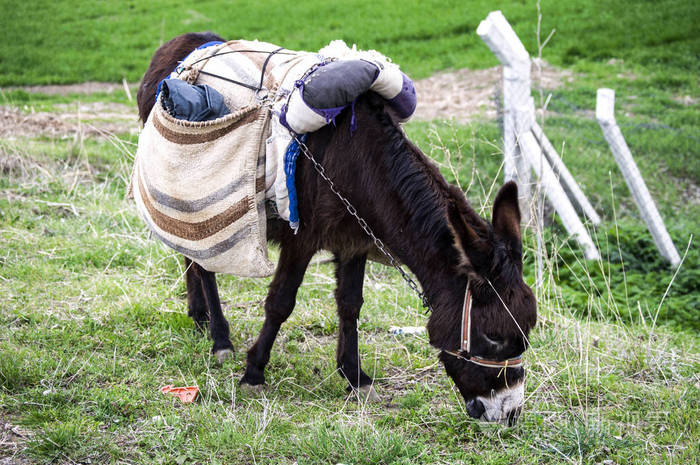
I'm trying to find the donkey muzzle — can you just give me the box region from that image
[467,381,524,426]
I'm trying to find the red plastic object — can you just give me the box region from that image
[160,385,199,403]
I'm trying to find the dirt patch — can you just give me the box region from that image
[1,102,139,139]
[2,61,573,138]
[0,418,32,465]
[671,174,700,205]
[5,81,137,97]
[672,94,698,106]
[413,60,572,122]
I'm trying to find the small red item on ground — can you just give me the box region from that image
[160,385,199,403]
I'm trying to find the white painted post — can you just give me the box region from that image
[531,122,602,225]
[596,88,680,266]
[477,11,532,223]
[515,100,601,260]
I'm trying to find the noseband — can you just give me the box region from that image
[443,278,524,369]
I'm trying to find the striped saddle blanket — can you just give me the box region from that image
[132,101,274,276]
[132,39,412,276]
[131,40,320,277]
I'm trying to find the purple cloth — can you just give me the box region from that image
[387,73,417,120]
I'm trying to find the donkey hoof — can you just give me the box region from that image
[357,385,381,403]
[214,348,233,364]
[240,382,266,394]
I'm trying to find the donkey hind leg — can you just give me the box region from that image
[240,245,314,388]
[335,253,378,401]
[185,257,208,330]
[187,258,233,363]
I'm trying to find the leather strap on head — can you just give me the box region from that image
[469,355,523,369]
[445,279,524,370]
[460,278,473,353]
[443,350,524,369]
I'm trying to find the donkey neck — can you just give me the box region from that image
[363,131,470,349]
[310,96,477,335]
[376,181,466,310]
[346,111,470,313]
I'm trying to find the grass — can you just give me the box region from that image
[2,0,699,463]
[1,109,698,463]
[1,0,699,86]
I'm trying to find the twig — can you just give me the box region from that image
[34,199,80,216]
[649,234,692,341]
[122,78,133,101]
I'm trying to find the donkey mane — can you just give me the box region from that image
[372,108,501,274]
[377,114,454,240]
[313,94,483,267]
[351,97,511,287]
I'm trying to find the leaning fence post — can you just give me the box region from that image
[515,99,601,260]
[596,88,680,266]
[478,10,601,260]
[531,122,601,225]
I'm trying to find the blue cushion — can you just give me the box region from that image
[161,79,230,122]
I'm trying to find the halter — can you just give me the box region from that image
[443,278,524,369]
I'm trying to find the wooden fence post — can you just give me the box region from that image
[596,88,680,266]
[531,122,601,225]
[478,11,601,260]
[515,99,601,260]
[477,11,532,224]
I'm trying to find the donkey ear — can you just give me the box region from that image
[492,181,521,242]
[446,185,491,270]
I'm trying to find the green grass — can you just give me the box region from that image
[2,1,699,463]
[1,0,699,87]
[1,111,698,463]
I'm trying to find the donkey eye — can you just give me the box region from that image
[483,334,504,346]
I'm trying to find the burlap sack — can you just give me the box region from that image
[132,95,274,277]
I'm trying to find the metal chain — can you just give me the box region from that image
[294,135,431,311]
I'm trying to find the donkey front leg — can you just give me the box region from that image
[334,253,378,401]
[240,245,314,388]
[185,257,233,362]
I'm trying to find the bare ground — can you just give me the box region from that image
[1,62,573,139]
[413,61,572,122]
[0,102,138,139]
[0,418,32,465]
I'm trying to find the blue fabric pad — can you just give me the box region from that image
[161,79,230,122]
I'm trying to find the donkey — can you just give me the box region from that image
[137,32,537,424]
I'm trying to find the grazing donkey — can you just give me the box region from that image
[137,32,537,424]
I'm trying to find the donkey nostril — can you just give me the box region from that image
[506,406,522,426]
[466,399,486,419]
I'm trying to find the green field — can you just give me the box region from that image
[1,1,699,464]
[2,0,699,85]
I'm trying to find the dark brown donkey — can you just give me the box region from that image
[137,33,537,424]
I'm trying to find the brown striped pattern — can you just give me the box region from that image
[130,39,295,276]
[138,174,251,241]
[255,175,266,193]
[152,106,259,145]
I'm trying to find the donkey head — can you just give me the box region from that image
[432,181,537,425]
